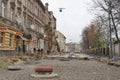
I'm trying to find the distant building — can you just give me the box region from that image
[66,43,81,53]
[74,44,82,53]
[55,31,66,53]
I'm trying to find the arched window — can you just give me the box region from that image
[0,32,4,46]
[9,34,13,46]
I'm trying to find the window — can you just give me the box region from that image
[27,18,32,28]
[35,6,37,16]
[38,8,39,17]
[23,14,26,26]
[16,10,21,24]
[28,0,32,11]
[1,2,6,17]
[38,27,44,34]
[28,0,30,10]
[9,34,13,46]
[39,11,42,18]
[10,8,14,21]
[0,32,4,46]
[23,0,26,6]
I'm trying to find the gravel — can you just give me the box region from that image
[0,59,120,80]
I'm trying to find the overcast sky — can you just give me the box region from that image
[41,0,95,43]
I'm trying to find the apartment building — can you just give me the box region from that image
[48,11,56,52]
[0,0,56,54]
[55,31,66,52]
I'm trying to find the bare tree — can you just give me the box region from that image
[81,27,90,49]
[92,0,120,42]
[81,19,104,49]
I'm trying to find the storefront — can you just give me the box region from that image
[0,26,23,51]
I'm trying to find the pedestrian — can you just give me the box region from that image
[47,50,50,55]
[30,48,34,56]
[37,48,40,59]
[33,48,36,58]
[38,48,40,53]
[33,48,36,53]
[40,48,44,57]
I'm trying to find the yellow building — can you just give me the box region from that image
[0,23,23,51]
[55,31,66,52]
[0,0,57,55]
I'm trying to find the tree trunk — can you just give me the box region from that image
[110,12,120,42]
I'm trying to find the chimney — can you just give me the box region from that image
[45,3,49,10]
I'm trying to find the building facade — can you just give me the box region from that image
[66,43,81,53]
[48,11,56,53]
[55,31,66,53]
[0,0,56,55]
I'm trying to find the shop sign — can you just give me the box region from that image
[0,27,23,36]
[0,27,7,31]
[16,32,23,36]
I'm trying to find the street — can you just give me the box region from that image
[0,54,120,80]
[0,0,120,80]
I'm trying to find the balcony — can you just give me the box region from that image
[36,32,44,39]
[44,36,49,41]
[23,32,32,39]
[0,16,24,31]
[44,24,50,30]
[10,0,16,7]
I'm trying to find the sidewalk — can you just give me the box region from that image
[97,56,120,67]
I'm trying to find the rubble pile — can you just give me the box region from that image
[108,60,120,67]
[0,56,32,69]
[97,57,109,63]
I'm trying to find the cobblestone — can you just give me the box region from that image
[0,59,120,80]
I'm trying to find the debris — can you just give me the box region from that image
[59,58,70,61]
[7,66,24,71]
[108,61,120,67]
[30,73,58,79]
[98,57,109,63]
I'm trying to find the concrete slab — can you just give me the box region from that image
[7,66,24,70]
[59,58,70,61]
[30,73,59,79]
[108,61,120,67]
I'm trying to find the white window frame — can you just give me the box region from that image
[1,2,5,17]
[0,32,4,46]
[10,8,14,21]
